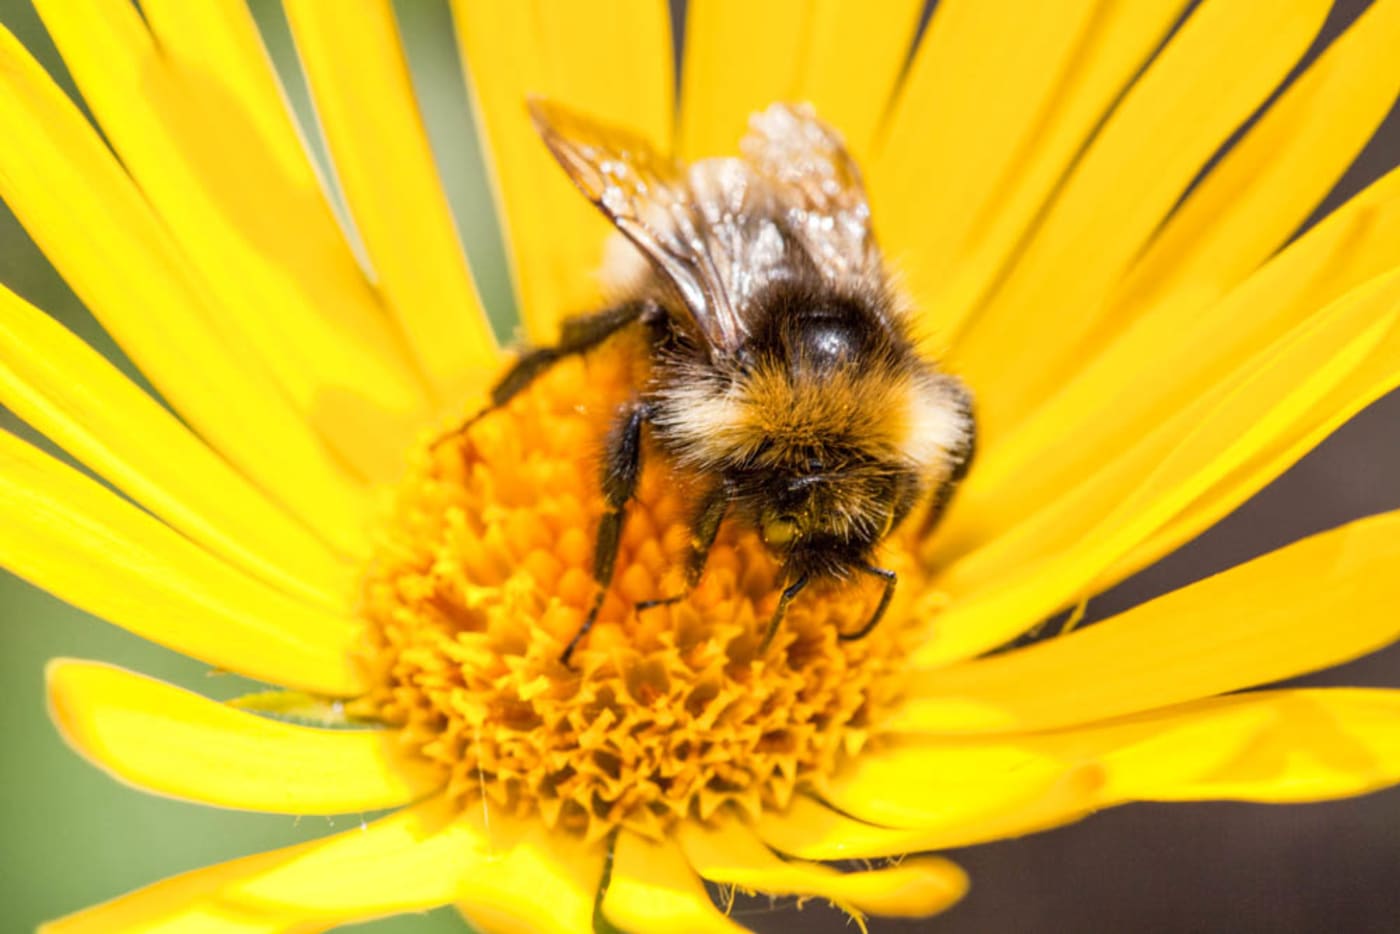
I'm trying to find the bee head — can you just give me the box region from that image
[743,454,921,580]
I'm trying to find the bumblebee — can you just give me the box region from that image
[467,99,975,663]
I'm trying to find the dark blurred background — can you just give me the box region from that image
[0,1,1397,932]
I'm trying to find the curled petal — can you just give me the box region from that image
[677,819,966,918]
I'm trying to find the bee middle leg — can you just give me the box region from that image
[760,573,810,652]
[433,300,652,446]
[560,400,653,665]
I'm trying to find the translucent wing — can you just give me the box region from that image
[739,103,880,289]
[529,98,755,352]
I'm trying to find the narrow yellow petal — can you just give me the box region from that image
[602,833,747,934]
[843,691,1400,848]
[918,690,1400,806]
[680,0,807,157]
[874,0,1186,338]
[1093,0,1400,362]
[47,660,441,813]
[754,770,1100,861]
[898,511,1400,735]
[820,704,1275,836]
[34,0,434,484]
[0,26,372,556]
[46,900,300,934]
[754,796,949,862]
[814,739,1111,839]
[937,171,1400,588]
[945,71,1400,567]
[0,284,350,609]
[677,819,967,919]
[454,821,605,934]
[950,0,1330,435]
[0,432,366,696]
[226,798,483,917]
[680,0,923,160]
[453,0,673,341]
[1105,329,1400,583]
[283,0,501,406]
[920,268,1400,666]
[42,800,457,932]
[1123,689,1400,803]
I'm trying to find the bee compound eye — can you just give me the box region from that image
[762,514,800,548]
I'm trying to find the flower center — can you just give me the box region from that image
[356,343,930,842]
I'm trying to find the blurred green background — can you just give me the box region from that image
[2,1,1399,933]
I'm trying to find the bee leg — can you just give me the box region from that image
[839,565,897,641]
[431,301,652,449]
[560,400,652,665]
[636,483,731,613]
[759,573,810,652]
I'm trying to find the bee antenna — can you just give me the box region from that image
[839,565,896,641]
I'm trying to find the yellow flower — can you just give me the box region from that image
[3,0,1400,931]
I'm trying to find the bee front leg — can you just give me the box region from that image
[759,573,810,652]
[432,300,652,448]
[636,482,731,613]
[838,565,897,641]
[560,400,652,665]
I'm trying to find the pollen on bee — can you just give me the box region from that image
[354,342,931,841]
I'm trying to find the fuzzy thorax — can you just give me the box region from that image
[653,356,969,474]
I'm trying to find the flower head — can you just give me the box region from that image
[3,1,1400,932]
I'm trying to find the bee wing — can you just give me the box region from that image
[740,103,880,288]
[528,98,752,352]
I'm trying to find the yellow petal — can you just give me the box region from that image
[453,0,673,341]
[0,284,350,609]
[1092,0,1400,364]
[282,0,500,407]
[47,659,441,813]
[810,702,1277,850]
[1120,689,1400,803]
[847,691,1400,846]
[0,431,366,696]
[919,267,1400,666]
[875,0,1186,340]
[676,819,966,919]
[771,690,1400,859]
[849,699,1269,815]
[950,0,1330,435]
[754,769,1101,861]
[874,0,1182,337]
[952,110,1400,574]
[43,799,460,932]
[930,690,1400,806]
[226,798,484,917]
[0,25,372,556]
[1087,173,1400,588]
[46,897,304,934]
[1105,329,1400,584]
[602,832,747,934]
[896,511,1400,735]
[454,821,605,934]
[680,0,923,161]
[33,0,433,485]
[819,738,1084,830]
